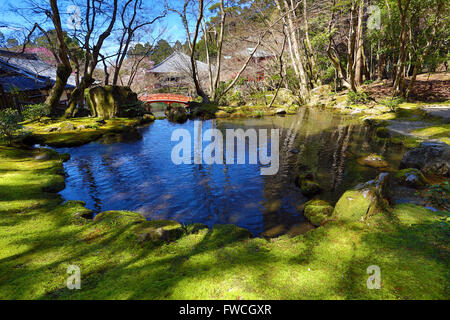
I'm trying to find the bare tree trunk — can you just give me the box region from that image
[268,28,287,109]
[65,0,119,117]
[393,0,411,96]
[355,0,365,86]
[190,0,209,102]
[45,0,72,115]
[211,0,226,102]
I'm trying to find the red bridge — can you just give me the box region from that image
[139,93,193,107]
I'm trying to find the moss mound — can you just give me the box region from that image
[304,200,334,226]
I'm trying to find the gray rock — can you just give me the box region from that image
[400,142,450,177]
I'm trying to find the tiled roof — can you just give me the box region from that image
[0,50,76,90]
[149,51,210,74]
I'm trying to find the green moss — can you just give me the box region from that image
[135,220,184,243]
[410,124,450,145]
[304,200,334,226]
[21,117,141,147]
[0,146,448,300]
[395,168,427,188]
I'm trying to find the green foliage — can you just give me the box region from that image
[22,103,50,122]
[0,108,22,145]
[347,90,370,105]
[379,97,405,112]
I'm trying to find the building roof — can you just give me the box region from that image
[0,49,77,89]
[149,51,210,75]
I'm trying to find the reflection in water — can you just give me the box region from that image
[57,108,405,236]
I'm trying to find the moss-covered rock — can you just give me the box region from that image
[300,179,322,197]
[334,173,391,222]
[59,122,76,131]
[185,223,209,234]
[215,110,230,118]
[136,220,184,243]
[375,127,391,139]
[165,105,188,123]
[358,153,388,168]
[140,113,155,124]
[304,199,334,226]
[85,86,141,119]
[395,168,427,188]
[93,210,146,227]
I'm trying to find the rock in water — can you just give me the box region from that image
[334,173,391,222]
[165,105,188,123]
[358,153,388,168]
[304,200,334,226]
[400,142,450,177]
[300,179,322,197]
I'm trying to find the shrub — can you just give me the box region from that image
[379,97,405,112]
[347,90,370,105]
[0,108,22,145]
[22,103,50,122]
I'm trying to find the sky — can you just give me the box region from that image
[0,0,193,56]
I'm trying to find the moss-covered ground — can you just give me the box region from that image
[0,145,448,299]
[20,117,142,147]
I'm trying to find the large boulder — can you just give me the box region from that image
[304,199,334,226]
[273,88,300,107]
[400,142,450,177]
[85,86,142,119]
[334,173,391,222]
[165,105,188,123]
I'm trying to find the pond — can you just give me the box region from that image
[56,108,406,237]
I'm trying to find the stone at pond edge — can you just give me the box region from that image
[165,105,188,123]
[93,210,146,226]
[334,173,391,222]
[304,200,334,227]
[137,220,184,243]
[375,127,391,139]
[400,142,450,177]
[140,113,155,124]
[358,153,388,168]
[300,179,322,197]
[185,223,209,234]
[395,168,427,188]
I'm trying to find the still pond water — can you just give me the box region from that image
[57,108,405,237]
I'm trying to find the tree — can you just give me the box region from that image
[64,0,119,117]
[110,0,165,86]
[0,109,22,146]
